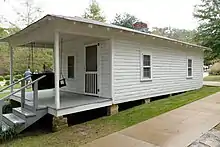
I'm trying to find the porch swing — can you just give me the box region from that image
[31,39,67,90]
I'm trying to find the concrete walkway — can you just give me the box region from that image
[203,81,220,87]
[82,92,220,147]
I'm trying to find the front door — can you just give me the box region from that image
[85,45,98,95]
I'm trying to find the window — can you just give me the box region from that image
[187,59,193,77]
[141,53,152,81]
[68,56,75,78]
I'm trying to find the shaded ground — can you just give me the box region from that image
[1,86,220,147]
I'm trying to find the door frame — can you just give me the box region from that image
[84,42,101,96]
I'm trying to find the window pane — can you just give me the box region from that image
[188,68,192,77]
[188,59,192,68]
[143,55,150,66]
[143,67,151,78]
[68,56,74,78]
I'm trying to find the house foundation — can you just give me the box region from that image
[144,98,151,104]
[107,104,119,116]
[52,116,68,132]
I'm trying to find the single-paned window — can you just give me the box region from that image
[68,56,75,78]
[187,59,192,77]
[141,54,152,80]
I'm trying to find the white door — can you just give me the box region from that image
[85,45,98,96]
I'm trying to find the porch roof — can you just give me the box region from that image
[0,14,209,50]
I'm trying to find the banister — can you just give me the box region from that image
[0,75,31,93]
[0,75,46,101]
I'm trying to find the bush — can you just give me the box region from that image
[210,62,220,75]
[0,127,17,142]
[14,74,23,80]
[4,75,10,81]
[0,76,4,81]
[5,81,10,86]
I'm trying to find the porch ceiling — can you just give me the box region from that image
[19,33,105,49]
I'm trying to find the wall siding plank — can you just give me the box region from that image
[113,39,203,104]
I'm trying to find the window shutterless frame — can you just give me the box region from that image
[187,58,193,78]
[140,51,152,81]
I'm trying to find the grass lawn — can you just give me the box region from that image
[0,84,21,91]
[1,86,220,147]
[204,75,220,82]
[0,92,10,99]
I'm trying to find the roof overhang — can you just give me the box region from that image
[0,14,210,51]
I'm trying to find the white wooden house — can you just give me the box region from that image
[0,14,206,133]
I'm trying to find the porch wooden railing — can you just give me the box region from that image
[0,75,31,93]
[0,75,46,129]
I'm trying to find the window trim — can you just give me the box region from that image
[187,58,193,79]
[67,55,76,79]
[140,51,152,81]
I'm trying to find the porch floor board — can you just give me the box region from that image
[11,90,112,112]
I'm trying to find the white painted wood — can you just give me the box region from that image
[60,39,111,98]
[99,41,111,98]
[112,39,203,104]
[9,45,13,93]
[110,39,114,102]
[84,44,99,96]
[54,31,60,109]
[48,100,112,117]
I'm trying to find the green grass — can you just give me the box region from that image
[0,84,21,91]
[0,92,10,99]
[204,75,220,82]
[1,86,220,147]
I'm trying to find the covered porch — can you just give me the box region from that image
[11,90,112,116]
[1,15,113,116]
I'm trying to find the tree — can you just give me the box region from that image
[0,0,53,74]
[2,0,42,28]
[152,27,196,43]
[83,0,106,22]
[112,13,139,29]
[194,0,220,65]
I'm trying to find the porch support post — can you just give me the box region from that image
[9,44,13,93]
[54,31,60,109]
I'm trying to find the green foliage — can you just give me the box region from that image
[194,0,220,64]
[83,0,106,22]
[112,13,139,29]
[5,80,10,85]
[0,76,4,81]
[4,75,10,81]
[0,127,17,142]
[210,62,220,75]
[14,74,23,80]
[152,27,196,43]
[204,75,220,81]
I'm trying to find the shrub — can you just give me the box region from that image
[5,81,10,86]
[13,79,18,82]
[14,74,23,80]
[210,62,220,75]
[4,75,10,81]
[0,127,17,142]
[0,76,4,81]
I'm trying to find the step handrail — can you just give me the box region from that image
[0,75,31,93]
[0,75,46,130]
[0,75,46,101]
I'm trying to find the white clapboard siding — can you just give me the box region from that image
[99,40,111,98]
[60,40,111,98]
[112,39,203,104]
[61,41,84,94]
